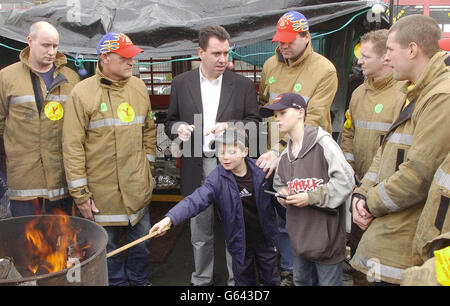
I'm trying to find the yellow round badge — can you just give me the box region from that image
[44,101,64,121]
[117,102,135,123]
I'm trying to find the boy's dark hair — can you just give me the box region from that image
[198,25,230,51]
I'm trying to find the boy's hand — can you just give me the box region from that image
[149,217,172,237]
[276,187,290,206]
[285,192,309,208]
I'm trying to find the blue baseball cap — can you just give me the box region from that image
[259,93,307,118]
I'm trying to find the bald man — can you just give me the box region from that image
[0,21,79,216]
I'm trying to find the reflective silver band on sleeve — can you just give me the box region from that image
[363,172,378,182]
[344,153,355,161]
[67,178,88,189]
[378,181,401,212]
[386,133,413,146]
[146,154,156,162]
[435,166,450,190]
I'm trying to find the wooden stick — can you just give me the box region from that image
[106,226,170,258]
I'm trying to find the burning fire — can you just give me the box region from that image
[24,210,89,275]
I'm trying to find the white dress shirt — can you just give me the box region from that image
[199,67,223,153]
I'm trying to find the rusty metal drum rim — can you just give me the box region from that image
[0,214,108,284]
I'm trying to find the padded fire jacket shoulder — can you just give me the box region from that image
[259,43,337,152]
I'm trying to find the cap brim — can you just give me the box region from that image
[272,31,298,43]
[439,38,450,51]
[259,103,290,118]
[115,45,144,58]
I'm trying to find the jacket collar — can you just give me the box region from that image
[365,72,396,91]
[286,125,319,161]
[276,42,313,68]
[95,65,130,90]
[403,51,449,102]
[218,157,264,184]
[20,46,67,74]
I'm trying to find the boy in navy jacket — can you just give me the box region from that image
[150,127,281,286]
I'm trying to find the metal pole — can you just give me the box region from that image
[389,0,394,25]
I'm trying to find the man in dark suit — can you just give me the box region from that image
[164,25,261,286]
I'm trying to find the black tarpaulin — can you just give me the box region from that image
[0,0,373,59]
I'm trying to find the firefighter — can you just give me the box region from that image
[350,15,450,285]
[340,29,405,285]
[63,32,157,286]
[0,21,79,216]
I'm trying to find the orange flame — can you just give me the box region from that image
[24,209,89,275]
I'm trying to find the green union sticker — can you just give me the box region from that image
[374,104,384,113]
[100,102,108,112]
[294,83,302,92]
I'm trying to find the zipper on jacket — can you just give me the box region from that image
[46,73,68,96]
[106,89,121,192]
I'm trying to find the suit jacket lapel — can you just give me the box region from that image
[188,68,203,114]
[216,70,233,120]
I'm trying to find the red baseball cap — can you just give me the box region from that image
[97,32,144,58]
[438,38,450,51]
[272,11,309,43]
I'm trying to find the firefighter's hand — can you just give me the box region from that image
[150,217,172,237]
[352,196,373,231]
[256,150,278,179]
[77,199,99,221]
